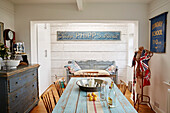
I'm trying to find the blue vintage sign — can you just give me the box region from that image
[57,31,121,41]
[150,12,168,53]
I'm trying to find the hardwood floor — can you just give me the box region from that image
[30,88,155,113]
[30,98,46,113]
[124,89,155,113]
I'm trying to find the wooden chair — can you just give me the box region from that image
[120,80,127,95]
[54,77,66,97]
[41,84,60,113]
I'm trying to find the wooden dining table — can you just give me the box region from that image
[52,77,137,113]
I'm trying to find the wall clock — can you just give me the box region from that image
[3,29,15,52]
[4,29,14,40]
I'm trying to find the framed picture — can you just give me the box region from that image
[0,22,4,43]
[57,31,121,41]
[150,12,168,53]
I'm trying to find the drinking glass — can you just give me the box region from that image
[100,83,106,100]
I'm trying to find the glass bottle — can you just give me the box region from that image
[89,78,94,87]
[108,82,116,108]
[100,83,106,100]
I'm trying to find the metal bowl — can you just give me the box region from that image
[76,79,107,92]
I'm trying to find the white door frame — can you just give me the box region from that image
[30,20,138,98]
[30,20,138,64]
[30,19,138,98]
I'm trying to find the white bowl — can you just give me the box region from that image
[4,60,20,67]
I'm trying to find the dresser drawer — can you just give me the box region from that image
[9,80,37,109]
[9,69,37,93]
[24,90,38,111]
[9,106,24,113]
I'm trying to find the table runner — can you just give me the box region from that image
[52,77,137,113]
[87,92,104,113]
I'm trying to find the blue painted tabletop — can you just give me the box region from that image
[52,77,137,113]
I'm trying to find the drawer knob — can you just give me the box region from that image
[16,82,18,84]
[32,84,35,87]
[32,73,35,75]
[15,96,18,98]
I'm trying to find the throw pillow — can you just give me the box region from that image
[72,61,81,71]
[65,60,81,73]
[106,65,116,74]
[65,64,75,73]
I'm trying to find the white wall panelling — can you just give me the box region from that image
[51,52,127,60]
[51,44,128,52]
[50,23,136,83]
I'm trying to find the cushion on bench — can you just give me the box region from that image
[65,60,81,73]
[74,69,110,75]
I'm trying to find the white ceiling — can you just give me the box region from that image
[9,0,154,4]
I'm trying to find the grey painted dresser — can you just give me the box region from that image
[0,64,40,113]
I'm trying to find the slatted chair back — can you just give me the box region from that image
[54,78,65,97]
[120,80,127,95]
[41,84,60,113]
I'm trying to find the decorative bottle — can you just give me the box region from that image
[108,81,116,107]
[89,78,94,87]
[100,83,106,100]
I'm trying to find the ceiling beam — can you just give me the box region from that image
[76,0,83,11]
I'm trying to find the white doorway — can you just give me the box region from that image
[31,23,51,95]
[30,20,138,96]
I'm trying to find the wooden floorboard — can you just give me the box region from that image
[30,98,46,113]
[30,87,155,113]
[124,89,155,113]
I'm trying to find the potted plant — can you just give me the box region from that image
[0,42,9,60]
[0,42,9,69]
[0,42,20,69]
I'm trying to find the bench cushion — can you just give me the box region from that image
[74,70,110,75]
